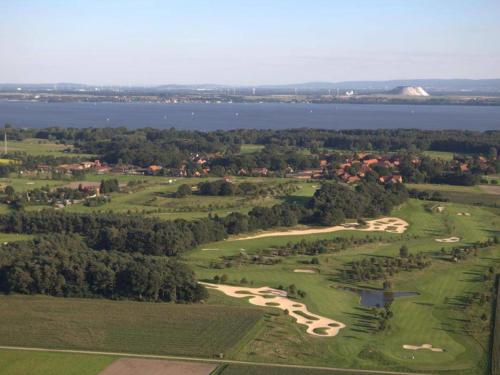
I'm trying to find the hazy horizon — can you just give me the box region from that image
[2,0,500,85]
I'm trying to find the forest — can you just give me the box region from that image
[0,234,207,302]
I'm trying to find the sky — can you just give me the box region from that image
[1,0,500,85]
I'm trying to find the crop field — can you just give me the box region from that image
[0,295,264,358]
[217,364,354,375]
[0,349,113,375]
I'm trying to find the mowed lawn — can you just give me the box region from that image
[0,349,114,375]
[186,199,499,373]
[0,295,264,358]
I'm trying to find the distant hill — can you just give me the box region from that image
[2,79,500,93]
[387,86,430,96]
[256,79,500,92]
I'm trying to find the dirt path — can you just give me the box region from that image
[0,346,430,375]
[200,282,345,337]
[98,358,216,375]
[231,217,408,241]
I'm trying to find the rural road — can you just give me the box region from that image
[0,345,430,375]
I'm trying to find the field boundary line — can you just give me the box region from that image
[0,345,429,375]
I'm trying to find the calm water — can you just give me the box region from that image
[342,287,419,307]
[1,100,499,130]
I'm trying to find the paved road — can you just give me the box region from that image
[0,345,429,375]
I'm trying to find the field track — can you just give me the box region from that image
[0,346,430,375]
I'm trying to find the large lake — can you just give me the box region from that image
[1,100,499,130]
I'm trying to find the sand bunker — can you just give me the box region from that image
[436,206,445,212]
[403,344,444,352]
[201,282,345,337]
[456,212,471,216]
[294,269,316,273]
[435,237,460,243]
[201,248,220,251]
[232,217,408,241]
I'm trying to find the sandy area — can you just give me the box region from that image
[232,217,408,241]
[201,282,345,337]
[403,344,444,352]
[98,358,217,375]
[294,269,316,273]
[456,212,471,216]
[436,206,445,212]
[201,248,220,251]
[435,237,460,243]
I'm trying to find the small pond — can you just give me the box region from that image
[341,287,419,307]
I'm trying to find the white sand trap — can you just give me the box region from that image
[436,206,445,212]
[456,212,471,216]
[232,217,408,241]
[435,237,460,243]
[201,282,345,337]
[294,269,316,273]
[201,248,220,251]
[403,344,444,352]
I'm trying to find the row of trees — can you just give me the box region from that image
[6,127,498,168]
[308,181,408,226]
[0,181,409,256]
[0,234,207,302]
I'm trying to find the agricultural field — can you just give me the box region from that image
[0,349,114,375]
[217,364,354,375]
[0,295,264,358]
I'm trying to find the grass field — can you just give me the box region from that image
[0,349,114,375]
[240,144,265,154]
[492,275,500,375]
[186,199,499,374]
[422,150,456,161]
[0,173,499,374]
[0,295,264,358]
[407,183,500,206]
[7,138,95,158]
[0,174,310,220]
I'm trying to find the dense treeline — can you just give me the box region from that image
[0,210,228,256]
[308,181,408,225]
[193,179,298,197]
[0,234,207,302]
[5,127,499,167]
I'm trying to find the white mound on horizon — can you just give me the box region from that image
[389,86,430,96]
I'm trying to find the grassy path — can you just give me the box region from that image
[0,346,430,375]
